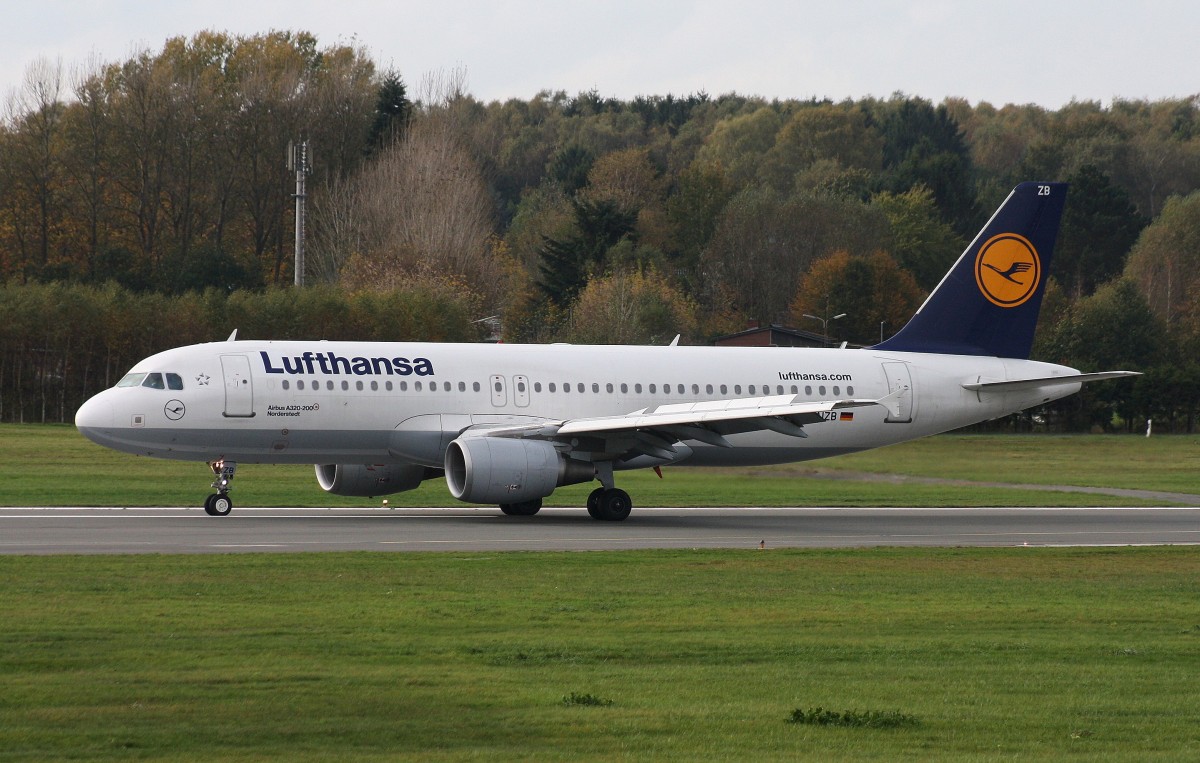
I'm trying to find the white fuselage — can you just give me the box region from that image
[75,340,1081,469]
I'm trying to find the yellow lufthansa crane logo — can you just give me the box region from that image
[974,233,1041,308]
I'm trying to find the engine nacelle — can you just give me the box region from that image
[314,463,434,497]
[444,437,594,504]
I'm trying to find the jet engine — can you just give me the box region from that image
[314,463,436,497]
[444,437,594,504]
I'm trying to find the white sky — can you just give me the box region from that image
[4,0,1197,109]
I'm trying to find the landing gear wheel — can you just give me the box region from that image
[499,498,542,516]
[593,488,632,522]
[205,493,233,516]
[586,487,605,519]
[205,460,238,516]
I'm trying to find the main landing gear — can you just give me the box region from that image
[204,460,237,516]
[586,461,632,521]
[586,487,632,521]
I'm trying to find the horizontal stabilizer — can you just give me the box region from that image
[962,371,1140,393]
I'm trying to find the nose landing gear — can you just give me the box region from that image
[204,460,237,516]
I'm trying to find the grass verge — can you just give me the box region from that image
[2,425,1199,507]
[2,547,1199,760]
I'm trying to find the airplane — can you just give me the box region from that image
[75,182,1137,520]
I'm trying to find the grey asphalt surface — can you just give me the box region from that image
[2,507,1199,554]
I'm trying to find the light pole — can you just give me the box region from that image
[803,311,846,346]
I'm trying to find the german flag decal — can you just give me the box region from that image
[839,412,854,422]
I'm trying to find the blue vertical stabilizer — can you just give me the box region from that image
[874,182,1068,359]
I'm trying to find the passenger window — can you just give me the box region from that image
[282,380,290,390]
[749,385,756,395]
[678,384,685,394]
[415,381,422,391]
[620,383,628,393]
[400,381,408,391]
[534,382,542,392]
[298,380,306,390]
[592,383,599,393]
[833,386,840,396]
[848,386,855,396]
[374,381,381,391]
[649,384,656,394]
[549,382,557,393]
[344,381,352,391]
[720,385,727,395]
[578,383,585,393]
[606,383,613,393]
[693,384,700,395]
[734,385,742,395]
[634,384,642,393]
[819,386,827,396]
[326,381,334,391]
[805,385,812,395]
[166,373,184,390]
[143,373,165,390]
[472,382,480,392]
[386,381,393,391]
[443,382,450,391]
[459,382,467,392]
[777,385,784,395]
[705,384,713,395]
[791,385,798,394]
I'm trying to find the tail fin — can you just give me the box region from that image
[874,182,1067,358]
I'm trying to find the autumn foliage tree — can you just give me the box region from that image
[790,250,923,346]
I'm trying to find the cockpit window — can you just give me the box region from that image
[117,373,147,388]
[143,373,166,389]
[166,373,184,390]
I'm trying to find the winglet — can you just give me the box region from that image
[226,329,239,342]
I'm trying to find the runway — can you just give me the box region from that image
[2,506,1199,554]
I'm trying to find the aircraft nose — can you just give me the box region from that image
[75,392,114,442]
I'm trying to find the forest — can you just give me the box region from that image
[1,30,1199,431]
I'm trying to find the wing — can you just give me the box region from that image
[459,389,906,465]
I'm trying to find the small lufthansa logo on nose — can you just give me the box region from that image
[164,400,186,421]
[975,233,1041,308]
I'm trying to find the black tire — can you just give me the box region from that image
[203,494,218,515]
[209,494,233,516]
[595,488,632,521]
[586,487,605,519]
[499,498,542,516]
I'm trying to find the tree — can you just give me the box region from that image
[367,69,410,151]
[1039,278,1164,430]
[537,198,635,304]
[760,103,883,193]
[876,97,977,233]
[694,106,783,188]
[790,250,923,346]
[870,185,963,291]
[563,268,698,345]
[700,188,890,324]
[1125,190,1200,329]
[1053,164,1145,299]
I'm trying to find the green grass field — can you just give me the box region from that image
[3,424,1197,507]
[4,426,1200,759]
[3,548,1199,761]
